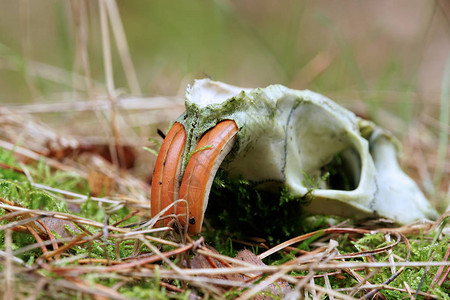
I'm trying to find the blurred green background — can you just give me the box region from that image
[0,1,448,106]
[0,1,448,198]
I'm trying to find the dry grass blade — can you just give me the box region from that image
[0,203,131,234]
[0,250,27,266]
[99,0,115,99]
[0,214,43,232]
[0,139,88,178]
[323,272,335,300]
[258,227,371,259]
[99,0,123,171]
[430,244,450,289]
[105,0,141,95]
[4,229,13,300]
[235,268,290,300]
[25,224,51,260]
[304,282,358,300]
[56,277,130,300]
[336,284,441,299]
[71,0,95,94]
[39,237,203,276]
[161,261,450,277]
[2,97,184,114]
[364,233,411,299]
[36,219,59,258]
[40,233,87,261]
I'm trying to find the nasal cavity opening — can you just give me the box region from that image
[320,147,361,191]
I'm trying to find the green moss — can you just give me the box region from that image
[205,169,330,244]
[120,279,191,299]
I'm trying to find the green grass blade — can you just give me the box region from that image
[434,54,450,187]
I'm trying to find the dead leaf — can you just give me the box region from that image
[37,217,80,238]
[88,171,115,197]
[190,247,292,299]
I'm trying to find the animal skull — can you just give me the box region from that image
[151,79,437,234]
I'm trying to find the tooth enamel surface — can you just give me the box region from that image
[175,79,438,225]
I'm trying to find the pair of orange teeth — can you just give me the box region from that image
[151,120,238,235]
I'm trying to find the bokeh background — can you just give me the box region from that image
[0,1,448,208]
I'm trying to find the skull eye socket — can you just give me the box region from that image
[284,102,365,194]
[321,147,361,191]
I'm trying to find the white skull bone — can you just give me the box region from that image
[153,79,438,233]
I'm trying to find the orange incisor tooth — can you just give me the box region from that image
[179,120,238,235]
[151,122,186,227]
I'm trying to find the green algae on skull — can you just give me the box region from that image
[175,79,438,225]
